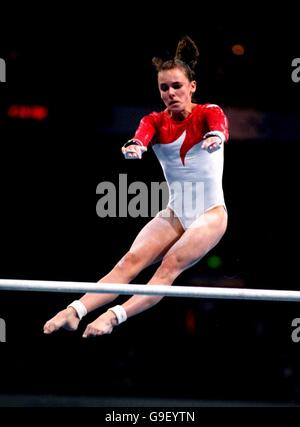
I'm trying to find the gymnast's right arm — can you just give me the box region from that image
[121,114,156,159]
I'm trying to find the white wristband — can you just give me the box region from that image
[108,305,127,324]
[67,300,87,320]
[204,131,225,145]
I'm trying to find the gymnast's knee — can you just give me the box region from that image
[115,251,144,277]
[156,254,185,282]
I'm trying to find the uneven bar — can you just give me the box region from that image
[1,279,300,302]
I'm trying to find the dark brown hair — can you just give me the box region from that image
[152,35,199,81]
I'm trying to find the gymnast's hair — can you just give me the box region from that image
[152,35,199,81]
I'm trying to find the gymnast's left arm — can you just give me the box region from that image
[201,104,229,152]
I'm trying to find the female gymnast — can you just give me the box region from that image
[43,35,229,337]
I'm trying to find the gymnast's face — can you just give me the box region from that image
[158,67,196,116]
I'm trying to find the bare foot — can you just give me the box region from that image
[43,307,80,334]
[82,311,117,338]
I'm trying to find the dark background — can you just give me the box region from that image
[0,5,300,407]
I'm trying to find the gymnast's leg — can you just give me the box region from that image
[43,208,184,334]
[82,206,227,337]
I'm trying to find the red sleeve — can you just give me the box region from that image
[132,113,158,148]
[203,104,229,142]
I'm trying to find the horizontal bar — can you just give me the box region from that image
[0,279,300,302]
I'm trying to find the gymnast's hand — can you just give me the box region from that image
[82,311,118,338]
[202,136,222,153]
[43,307,80,334]
[121,142,147,159]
